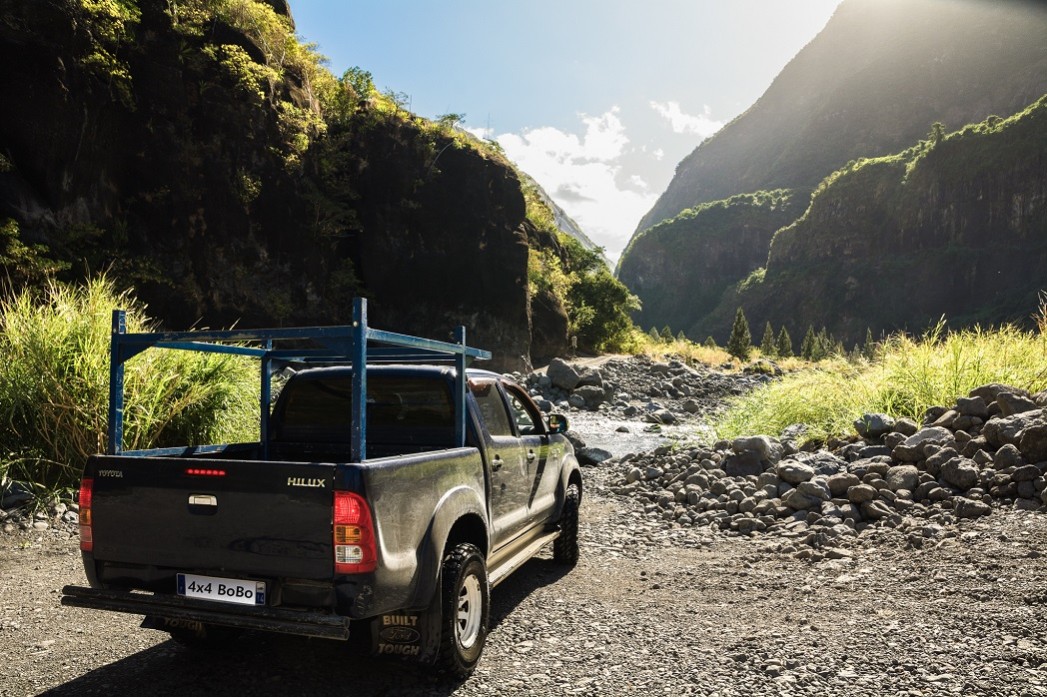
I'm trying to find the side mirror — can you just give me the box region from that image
[547,413,569,434]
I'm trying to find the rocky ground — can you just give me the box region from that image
[2,355,1046,696]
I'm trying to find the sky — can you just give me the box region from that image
[291,0,845,263]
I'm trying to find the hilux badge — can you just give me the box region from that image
[287,477,326,488]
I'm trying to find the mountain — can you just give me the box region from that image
[0,0,636,369]
[706,96,1047,344]
[619,0,1047,340]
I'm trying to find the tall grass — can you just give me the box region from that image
[0,278,259,493]
[714,318,1047,444]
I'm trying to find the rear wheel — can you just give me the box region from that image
[553,483,580,566]
[437,543,489,676]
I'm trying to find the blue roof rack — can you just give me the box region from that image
[108,297,491,462]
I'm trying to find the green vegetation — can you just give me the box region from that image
[759,322,776,357]
[714,317,1047,445]
[726,307,752,361]
[522,182,640,352]
[0,278,258,498]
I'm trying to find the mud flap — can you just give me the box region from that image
[370,588,443,664]
[142,615,206,636]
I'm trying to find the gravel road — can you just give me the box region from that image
[2,358,1047,696]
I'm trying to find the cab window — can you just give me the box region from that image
[470,381,513,437]
[505,386,543,436]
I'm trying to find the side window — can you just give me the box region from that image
[505,386,542,436]
[470,381,513,437]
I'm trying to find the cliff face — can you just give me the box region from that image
[707,96,1047,343]
[636,0,1047,233]
[0,0,563,369]
[616,191,807,336]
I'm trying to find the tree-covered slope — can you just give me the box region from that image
[616,190,807,334]
[0,0,636,368]
[634,0,1047,234]
[703,95,1047,344]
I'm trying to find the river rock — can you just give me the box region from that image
[941,457,979,490]
[886,465,920,492]
[777,460,815,485]
[854,413,895,439]
[1018,423,1047,462]
[954,498,991,518]
[846,484,877,504]
[723,451,765,478]
[827,472,861,497]
[956,396,989,418]
[732,436,784,465]
[547,358,581,391]
[904,427,953,449]
[993,443,1024,470]
[997,392,1039,417]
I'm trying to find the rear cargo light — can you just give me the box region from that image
[186,468,226,477]
[333,491,376,574]
[79,477,94,553]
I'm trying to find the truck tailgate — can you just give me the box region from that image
[88,455,337,580]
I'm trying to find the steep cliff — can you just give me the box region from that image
[617,190,807,335]
[0,0,573,369]
[635,0,1047,233]
[704,95,1047,343]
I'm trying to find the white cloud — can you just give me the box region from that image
[491,108,658,265]
[649,101,723,138]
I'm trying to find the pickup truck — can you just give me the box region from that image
[61,298,582,676]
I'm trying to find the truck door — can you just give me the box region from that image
[501,384,561,519]
[470,379,531,547]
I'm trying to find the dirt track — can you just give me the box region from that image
[2,460,1047,696]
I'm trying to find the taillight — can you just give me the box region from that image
[333,491,376,574]
[79,477,94,553]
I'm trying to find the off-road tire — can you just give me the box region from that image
[437,542,489,677]
[553,483,580,566]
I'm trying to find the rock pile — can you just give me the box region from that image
[604,383,1047,554]
[521,356,769,424]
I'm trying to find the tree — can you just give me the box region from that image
[759,321,776,357]
[649,326,661,342]
[726,307,752,361]
[863,327,876,359]
[703,336,717,348]
[676,331,687,343]
[660,325,674,342]
[776,326,793,358]
[800,325,816,360]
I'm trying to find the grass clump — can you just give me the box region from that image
[714,317,1047,445]
[0,278,258,495]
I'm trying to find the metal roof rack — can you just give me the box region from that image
[108,297,491,462]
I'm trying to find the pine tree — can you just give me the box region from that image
[648,326,661,342]
[726,307,752,361]
[776,326,793,358]
[759,321,776,357]
[800,325,816,360]
[703,336,717,348]
[660,325,674,342]
[676,330,687,343]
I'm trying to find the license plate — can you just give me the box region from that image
[177,573,266,606]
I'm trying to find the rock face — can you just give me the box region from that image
[0,0,567,370]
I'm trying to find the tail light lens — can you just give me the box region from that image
[333,491,376,574]
[79,477,94,553]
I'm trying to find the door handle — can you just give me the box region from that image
[492,455,503,472]
[526,450,536,463]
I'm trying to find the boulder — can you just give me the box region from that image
[846,484,877,504]
[886,465,920,492]
[546,358,581,391]
[992,443,1024,470]
[996,392,1039,417]
[723,451,765,478]
[732,436,784,465]
[903,427,953,448]
[956,396,989,418]
[777,460,815,485]
[573,385,607,409]
[1017,423,1047,462]
[940,457,979,491]
[982,411,1042,447]
[953,498,991,518]
[854,413,895,439]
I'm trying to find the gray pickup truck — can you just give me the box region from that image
[62,299,582,676]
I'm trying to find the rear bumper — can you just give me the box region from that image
[61,585,350,640]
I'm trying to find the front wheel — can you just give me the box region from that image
[437,543,489,676]
[553,483,580,566]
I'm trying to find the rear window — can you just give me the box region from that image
[275,375,454,443]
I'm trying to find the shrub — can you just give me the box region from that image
[0,278,258,492]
